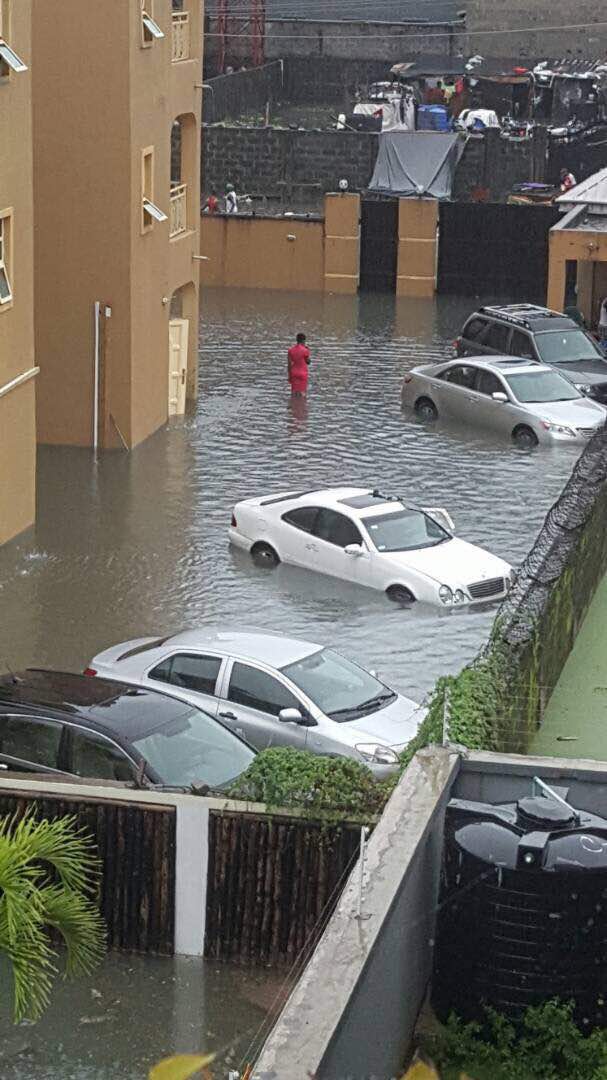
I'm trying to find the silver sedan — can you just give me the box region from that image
[401,356,606,448]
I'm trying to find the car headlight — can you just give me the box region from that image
[507,569,517,589]
[540,420,576,436]
[453,589,467,604]
[575,383,592,395]
[439,585,453,605]
[355,743,399,765]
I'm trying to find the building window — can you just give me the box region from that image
[0,2,28,77]
[141,0,164,46]
[0,211,13,307]
[141,147,167,232]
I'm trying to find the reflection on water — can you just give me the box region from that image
[0,953,279,1079]
[0,288,578,703]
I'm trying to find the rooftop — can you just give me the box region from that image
[207,0,461,23]
[557,166,607,215]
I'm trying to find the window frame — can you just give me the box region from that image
[141,0,164,47]
[226,660,303,718]
[281,506,320,534]
[0,2,28,78]
[0,208,13,309]
[439,363,478,390]
[463,316,489,343]
[474,368,508,398]
[0,712,66,773]
[483,320,512,354]
[64,722,142,782]
[148,651,223,697]
[510,329,538,362]
[141,146,167,232]
[311,508,364,549]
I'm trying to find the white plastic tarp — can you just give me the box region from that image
[368,131,466,199]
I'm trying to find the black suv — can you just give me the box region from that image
[0,669,254,790]
[455,304,607,404]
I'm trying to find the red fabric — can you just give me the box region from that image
[288,343,310,393]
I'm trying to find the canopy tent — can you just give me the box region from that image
[367,131,466,199]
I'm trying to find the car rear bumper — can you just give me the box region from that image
[228,527,254,552]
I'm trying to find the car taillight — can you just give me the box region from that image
[83,667,97,677]
[231,513,237,527]
[403,374,413,383]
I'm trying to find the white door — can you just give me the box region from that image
[168,318,189,416]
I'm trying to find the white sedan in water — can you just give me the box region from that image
[229,486,514,607]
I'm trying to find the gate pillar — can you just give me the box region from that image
[396,198,438,298]
[323,193,360,294]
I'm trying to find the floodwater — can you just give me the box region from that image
[0,953,283,1079]
[0,288,578,703]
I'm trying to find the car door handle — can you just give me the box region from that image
[219,710,237,721]
[305,542,317,551]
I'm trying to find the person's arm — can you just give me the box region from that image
[304,347,311,366]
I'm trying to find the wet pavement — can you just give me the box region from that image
[0,288,579,705]
[0,953,283,1079]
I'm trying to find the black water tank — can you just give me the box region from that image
[432,794,607,1027]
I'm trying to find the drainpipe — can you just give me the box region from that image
[93,301,101,452]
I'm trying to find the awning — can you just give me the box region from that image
[367,131,466,200]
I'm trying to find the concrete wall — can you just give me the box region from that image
[254,748,607,1080]
[32,0,201,450]
[0,0,36,545]
[202,126,378,208]
[466,0,607,57]
[199,192,360,292]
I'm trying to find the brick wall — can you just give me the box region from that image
[202,126,379,207]
[466,0,607,57]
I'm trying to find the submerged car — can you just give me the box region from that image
[0,669,255,791]
[455,304,607,403]
[228,487,513,606]
[88,629,424,774]
[402,356,606,448]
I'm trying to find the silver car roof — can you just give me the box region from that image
[154,629,322,668]
[440,355,550,376]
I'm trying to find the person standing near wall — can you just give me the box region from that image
[598,297,607,346]
[288,333,311,397]
[225,183,238,214]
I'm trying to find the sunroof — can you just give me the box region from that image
[339,493,393,509]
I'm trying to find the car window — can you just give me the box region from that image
[133,709,254,789]
[70,730,134,782]
[228,662,300,716]
[0,715,62,768]
[476,369,506,397]
[312,509,363,547]
[149,653,221,695]
[441,364,477,389]
[535,329,604,364]
[505,370,580,403]
[484,322,511,352]
[510,330,536,360]
[463,317,489,342]
[282,506,319,533]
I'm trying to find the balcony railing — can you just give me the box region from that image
[170,183,187,237]
[171,12,190,62]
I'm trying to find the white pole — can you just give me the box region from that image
[93,301,100,452]
[356,826,370,919]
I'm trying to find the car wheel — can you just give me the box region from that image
[414,397,438,421]
[251,541,280,567]
[512,425,539,449]
[386,585,416,605]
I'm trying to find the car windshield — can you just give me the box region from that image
[361,509,450,553]
[132,709,254,789]
[505,370,580,403]
[535,330,604,364]
[281,648,395,722]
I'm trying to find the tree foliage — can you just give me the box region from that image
[0,808,106,1021]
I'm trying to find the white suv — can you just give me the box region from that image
[229,486,513,607]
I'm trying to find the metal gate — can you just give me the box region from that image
[437,203,561,301]
[359,197,398,292]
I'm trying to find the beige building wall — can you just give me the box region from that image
[547,223,607,324]
[32,0,202,450]
[396,198,438,299]
[0,0,36,544]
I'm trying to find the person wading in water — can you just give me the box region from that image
[287,332,311,396]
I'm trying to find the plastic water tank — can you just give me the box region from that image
[417,105,450,132]
[432,793,607,1027]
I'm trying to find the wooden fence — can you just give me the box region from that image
[205,810,361,965]
[0,790,176,954]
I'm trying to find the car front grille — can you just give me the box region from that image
[468,577,505,600]
[577,425,602,438]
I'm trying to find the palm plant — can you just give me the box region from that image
[0,808,106,1021]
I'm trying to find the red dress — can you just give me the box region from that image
[288,343,310,394]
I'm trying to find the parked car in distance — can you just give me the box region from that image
[455,304,607,403]
[0,669,255,791]
[88,629,423,775]
[228,487,513,606]
[402,355,606,448]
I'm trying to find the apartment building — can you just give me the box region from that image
[0,1,36,545]
[32,0,202,449]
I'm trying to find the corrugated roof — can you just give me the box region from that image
[557,167,607,213]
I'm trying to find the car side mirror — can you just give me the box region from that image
[344,543,364,557]
[279,707,317,727]
[492,391,508,403]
